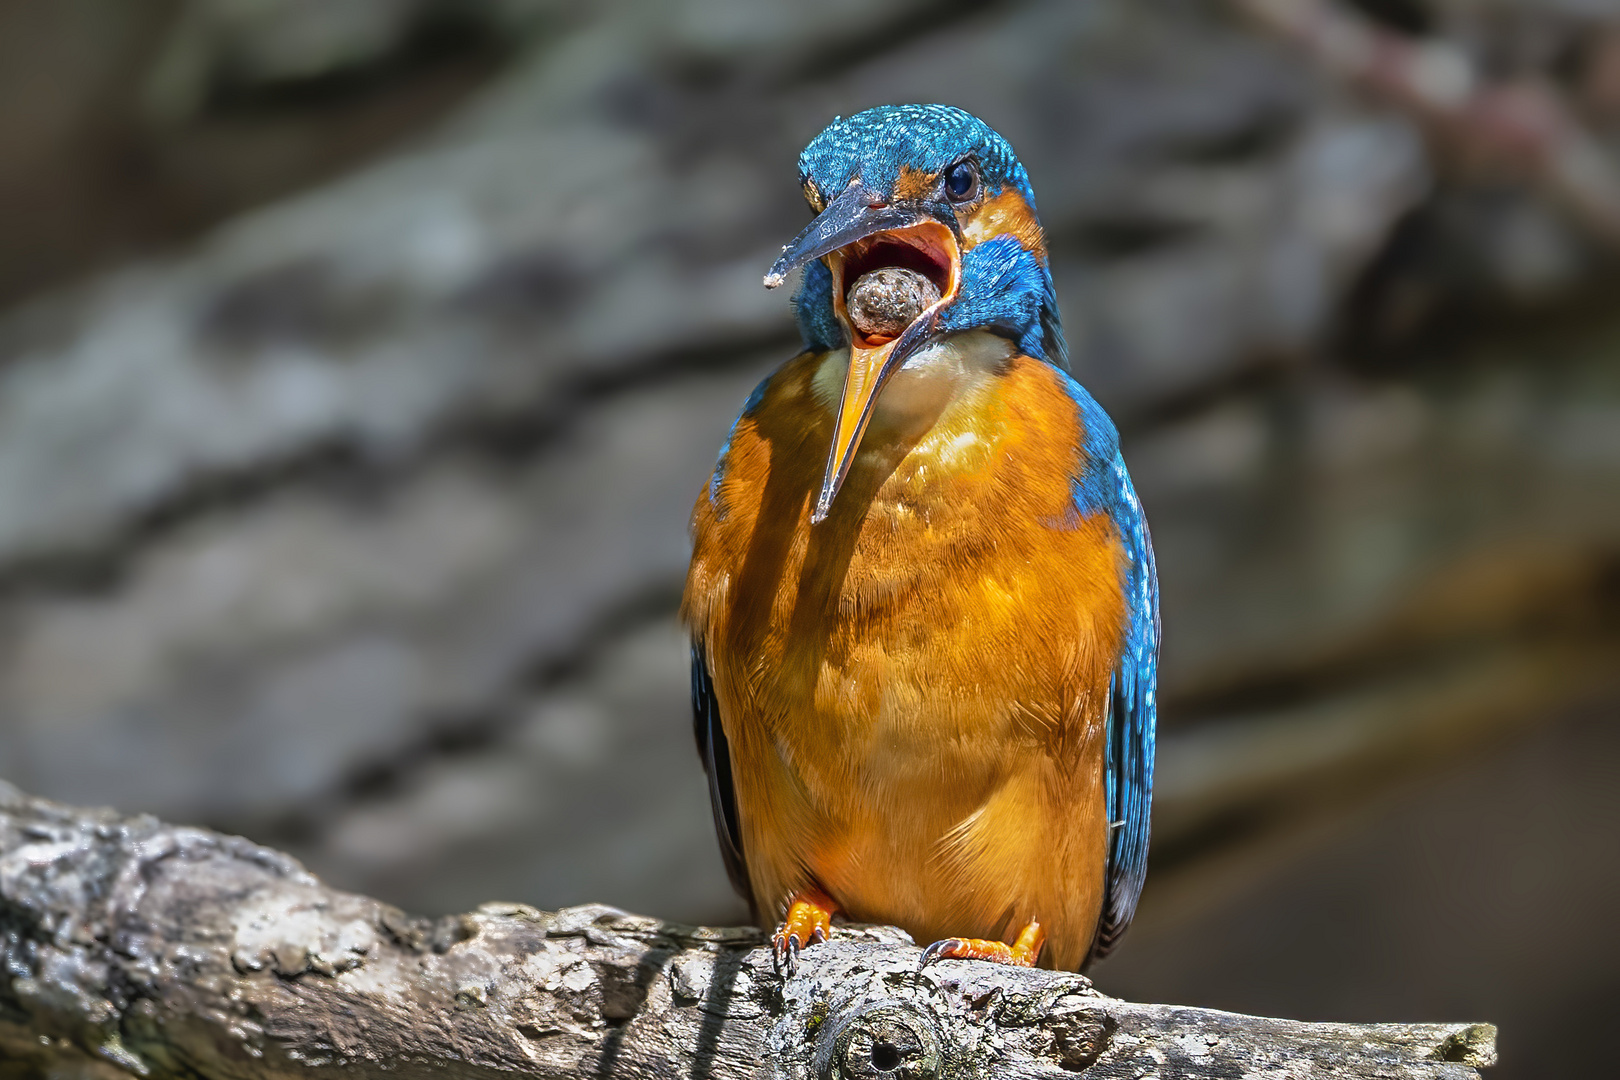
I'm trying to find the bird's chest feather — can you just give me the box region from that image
[685,341,1127,833]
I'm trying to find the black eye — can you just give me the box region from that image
[944,160,978,202]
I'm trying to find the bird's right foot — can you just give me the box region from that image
[771,885,838,978]
[919,919,1046,969]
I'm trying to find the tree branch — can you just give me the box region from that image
[0,782,1495,1079]
[1233,0,1620,250]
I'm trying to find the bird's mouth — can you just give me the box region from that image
[828,223,959,348]
[812,221,959,521]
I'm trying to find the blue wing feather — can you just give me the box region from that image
[1091,451,1159,963]
[1052,368,1159,966]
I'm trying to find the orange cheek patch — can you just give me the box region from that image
[961,189,1047,259]
[893,164,938,202]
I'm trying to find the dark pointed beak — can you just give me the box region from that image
[762,180,964,526]
[764,180,944,289]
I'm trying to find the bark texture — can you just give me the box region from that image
[0,783,1496,1080]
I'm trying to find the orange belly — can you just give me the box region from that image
[683,344,1126,971]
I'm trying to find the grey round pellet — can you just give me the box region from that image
[846,267,940,339]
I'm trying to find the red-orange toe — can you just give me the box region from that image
[919,920,1046,969]
[771,885,839,977]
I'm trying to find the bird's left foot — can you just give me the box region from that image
[771,885,838,978]
[920,920,1046,968]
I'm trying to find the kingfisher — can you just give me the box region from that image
[683,105,1158,973]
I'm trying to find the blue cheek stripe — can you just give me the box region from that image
[938,234,1058,364]
[793,259,844,353]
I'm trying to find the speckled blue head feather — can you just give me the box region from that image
[797,104,1038,210]
[786,105,1066,369]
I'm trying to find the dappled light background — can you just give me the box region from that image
[0,2,1616,1077]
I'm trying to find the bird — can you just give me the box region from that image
[682,104,1158,974]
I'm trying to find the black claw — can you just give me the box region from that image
[918,938,963,970]
[772,932,802,979]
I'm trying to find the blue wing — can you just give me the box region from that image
[1045,368,1161,966]
[1090,452,1159,964]
[691,642,753,910]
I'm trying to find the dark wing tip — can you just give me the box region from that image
[691,643,753,907]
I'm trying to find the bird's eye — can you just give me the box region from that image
[944,160,978,202]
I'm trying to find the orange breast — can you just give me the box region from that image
[683,345,1126,971]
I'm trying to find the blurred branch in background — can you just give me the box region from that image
[1234,0,1620,248]
[0,3,1614,1078]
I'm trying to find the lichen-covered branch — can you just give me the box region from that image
[0,782,1495,1079]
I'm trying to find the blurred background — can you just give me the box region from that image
[0,0,1616,1075]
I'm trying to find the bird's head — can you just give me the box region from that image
[764,104,1061,522]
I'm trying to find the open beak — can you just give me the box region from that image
[764,180,961,523]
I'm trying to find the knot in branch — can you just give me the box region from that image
[815,1000,942,1080]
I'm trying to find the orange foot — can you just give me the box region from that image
[919,920,1046,969]
[771,885,839,978]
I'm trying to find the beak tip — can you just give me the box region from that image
[811,481,840,524]
[763,257,792,288]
